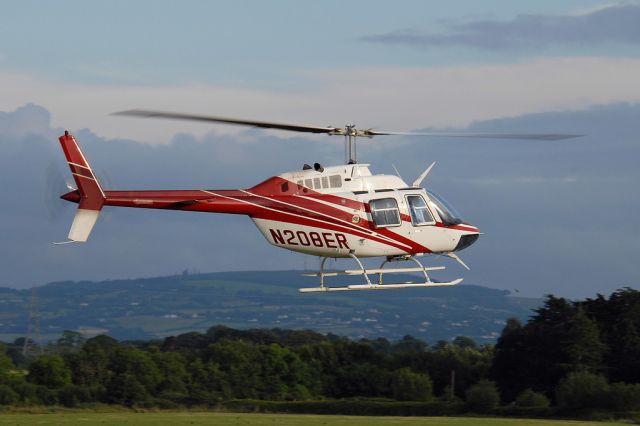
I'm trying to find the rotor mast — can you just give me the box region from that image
[345,125,357,164]
[338,125,375,164]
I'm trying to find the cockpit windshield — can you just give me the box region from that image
[426,190,463,226]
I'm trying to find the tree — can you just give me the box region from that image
[106,372,150,406]
[184,358,218,403]
[296,341,339,397]
[556,371,609,410]
[333,362,389,398]
[0,344,16,383]
[0,384,19,405]
[452,336,477,350]
[491,297,606,400]
[205,339,261,399]
[152,351,189,397]
[465,380,500,413]
[390,367,433,401]
[606,382,640,411]
[57,384,91,407]
[514,388,550,408]
[391,335,427,355]
[531,296,575,325]
[561,307,605,373]
[106,347,163,406]
[56,330,86,350]
[422,341,492,399]
[261,343,318,400]
[490,318,526,401]
[27,355,72,389]
[68,335,117,389]
[260,344,291,400]
[578,289,640,383]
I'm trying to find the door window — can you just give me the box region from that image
[369,198,401,228]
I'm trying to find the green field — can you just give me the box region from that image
[0,412,631,426]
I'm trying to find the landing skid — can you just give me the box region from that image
[299,253,463,293]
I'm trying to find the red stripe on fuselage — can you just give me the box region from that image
[101,176,436,254]
[238,188,430,254]
[434,222,480,232]
[213,190,415,251]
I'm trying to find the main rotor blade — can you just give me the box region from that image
[364,130,583,140]
[114,109,339,135]
[114,109,582,140]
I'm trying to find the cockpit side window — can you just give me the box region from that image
[406,195,434,226]
[369,198,401,228]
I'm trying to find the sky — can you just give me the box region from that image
[0,0,639,298]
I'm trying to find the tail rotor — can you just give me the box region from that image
[44,163,74,223]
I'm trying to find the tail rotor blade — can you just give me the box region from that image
[44,163,73,223]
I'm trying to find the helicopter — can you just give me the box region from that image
[56,110,580,292]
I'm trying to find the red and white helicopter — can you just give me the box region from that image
[57,111,580,292]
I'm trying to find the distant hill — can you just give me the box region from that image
[0,270,540,344]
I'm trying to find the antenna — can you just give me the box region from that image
[22,287,43,357]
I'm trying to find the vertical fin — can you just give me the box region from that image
[58,132,106,242]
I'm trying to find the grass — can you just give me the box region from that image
[0,412,632,426]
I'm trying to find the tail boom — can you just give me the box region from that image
[102,189,255,214]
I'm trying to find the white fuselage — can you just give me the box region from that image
[250,164,480,258]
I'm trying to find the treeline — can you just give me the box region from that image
[0,288,639,417]
[492,287,640,413]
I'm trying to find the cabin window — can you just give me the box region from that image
[304,179,313,188]
[329,175,342,188]
[406,195,434,226]
[369,198,401,228]
[322,176,329,188]
[313,177,321,189]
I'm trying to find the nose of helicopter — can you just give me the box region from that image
[455,233,479,251]
[453,224,481,252]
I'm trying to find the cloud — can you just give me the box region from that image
[362,4,640,50]
[0,103,56,139]
[3,56,640,144]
